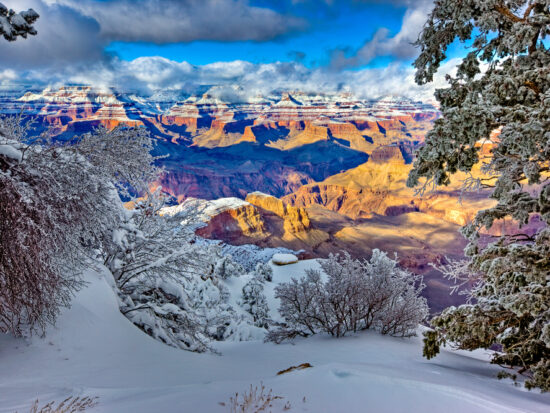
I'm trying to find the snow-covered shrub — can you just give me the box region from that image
[0,170,80,336]
[104,190,199,290]
[213,255,245,280]
[240,275,270,328]
[0,2,39,42]
[186,275,231,340]
[118,279,210,353]
[105,191,268,350]
[0,119,157,336]
[255,262,273,282]
[267,250,428,343]
[104,191,212,351]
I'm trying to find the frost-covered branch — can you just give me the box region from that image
[0,117,159,336]
[267,250,428,343]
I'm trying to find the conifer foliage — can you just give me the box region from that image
[0,2,39,41]
[408,0,550,390]
[240,274,270,328]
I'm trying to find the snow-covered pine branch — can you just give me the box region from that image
[408,0,550,391]
[0,2,39,41]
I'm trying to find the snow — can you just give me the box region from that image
[0,143,22,162]
[247,191,272,198]
[196,239,296,271]
[1,264,549,412]
[272,253,299,265]
[161,197,250,222]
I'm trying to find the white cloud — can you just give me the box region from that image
[0,0,307,70]
[18,56,460,103]
[0,0,451,102]
[330,0,433,69]
[0,69,18,84]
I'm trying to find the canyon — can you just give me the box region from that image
[0,85,491,310]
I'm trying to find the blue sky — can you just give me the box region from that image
[105,1,406,69]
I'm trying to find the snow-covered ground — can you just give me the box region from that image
[1,261,549,413]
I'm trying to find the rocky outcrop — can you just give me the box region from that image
[5,86,438,202]
[368,145,406,164]
[195,203,267,241]
[189,193,328,250]
[246,192,311,234]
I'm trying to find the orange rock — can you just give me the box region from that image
[246,192,311,234]
[196,203,268,241]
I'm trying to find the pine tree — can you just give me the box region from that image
[255,262,273,282]
[408,0,550,391]
[213,255,245,280]
[240,275,270,328]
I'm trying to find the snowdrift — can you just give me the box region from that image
[1,262,549,413]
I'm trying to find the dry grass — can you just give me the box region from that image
[220,382,290,413]
[25,396,98,413]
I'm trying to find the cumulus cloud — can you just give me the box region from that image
[330,0,433,69]
[57,0,306,43]
[18,55,459,103]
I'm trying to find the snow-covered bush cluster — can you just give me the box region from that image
[103,191,273,351]
[267,250,428,343]
[197,240,297,272]
[114,249,273,351]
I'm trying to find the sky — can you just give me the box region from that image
[0,0,463,101]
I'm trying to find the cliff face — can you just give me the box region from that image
[283,145,495,228]
[5,86,438,201]
[193,193,328,250]
[195,203,268,241]
[245,192,311,234]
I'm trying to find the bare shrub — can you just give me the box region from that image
[222,383,287,413]
[267,250,429,342]
[0,173,81,336]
